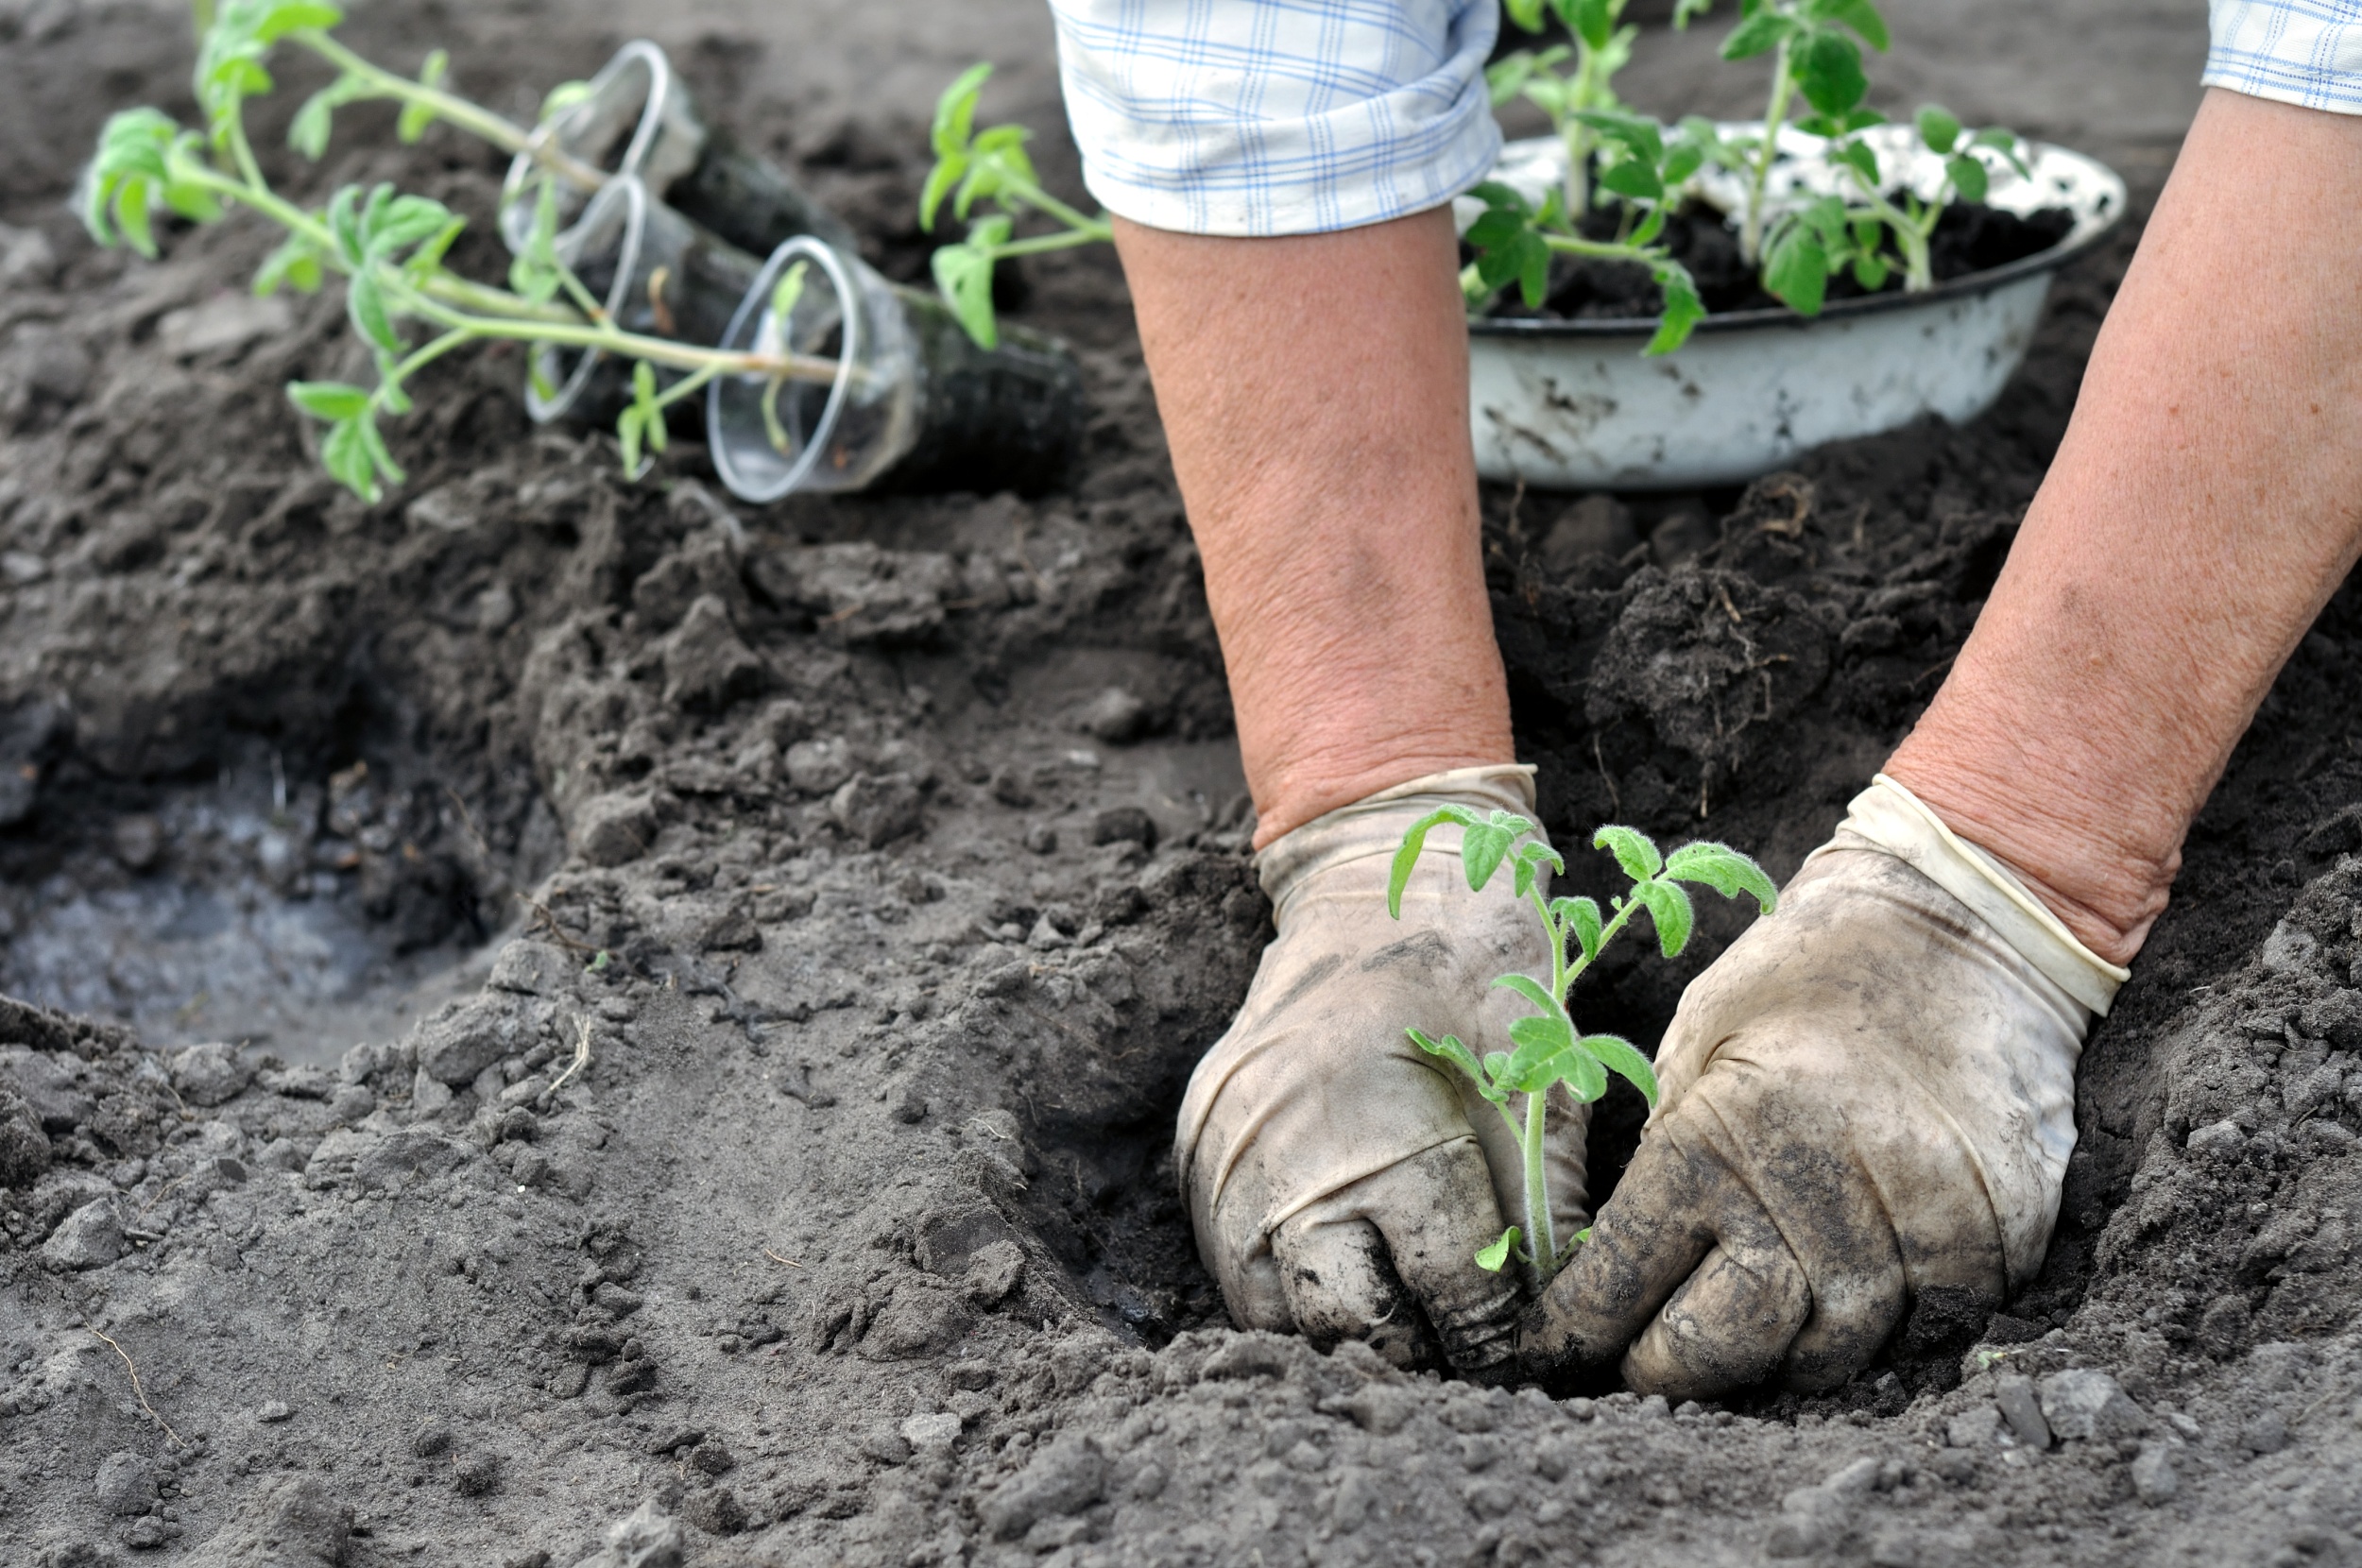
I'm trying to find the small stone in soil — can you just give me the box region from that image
[2131,1443,2178,1504]
[1090,807,1156,849]
[2238,1409,2290,1455]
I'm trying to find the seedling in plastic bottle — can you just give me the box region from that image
[1386,810,1775,1282]
[80,0,841,502]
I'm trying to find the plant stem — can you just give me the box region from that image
[295,29,610,189]
[987,228,1108,260]
[998,177,1112,242]
[1522,1088,1556,1275]
[1540,233,1657,264]
[1740,39,1796,266]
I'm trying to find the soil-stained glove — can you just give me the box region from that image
[1523,775,2129,1398]
[1178,766,1588,1373]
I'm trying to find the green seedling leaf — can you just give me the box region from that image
[1408,1028,1498,1099]
[1764,220,1831,315]
[617,404,644,476]
[1574,1031,1659,1105]
[919,151,967,231]
[1485,52,1538,108]
[538,79,592,122]
[344,267,401,354]
[1794,29,1869,117]
[1492,972,1563,1021]
[1720,8,1794,59]
[285,380,369,420]
[1915,104,1961,155]
[1646,261,1704,355]
[1852,250,1890,290]
[1672,0,1715,24]
[1476,1226,1521,1272]
[1557,1042,1608,1102]
[397,49,449,144]
[1635,878,1696,957]
[1821,0,1890,49]
[401,215,466,281]
[321,413,379,502]
[1591,825,1663,882]
[1503,1015,1577,1092]
[933,238,1000,348]
[1598,157,1664,203]
[364,193,455,258]
[1387,806,1481,918]
[1550,895,1605,964]
[1504,0,1547,31]
[770,259,810,325]
[1566,0,1617,50]
[1572,109,1663,166]
[1462,810,1532,894]
[933,62,992,159]
[1510,840,1566,901]
[253,231,325,295]
[1834,138,1880,188]
[1945,153,1989,203]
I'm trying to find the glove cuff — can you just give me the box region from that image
[1253,764,1542,907]
[1820,775,2131,1016]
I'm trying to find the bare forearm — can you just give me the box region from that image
[1113,209,1514,845]
[1889,90,2362,963]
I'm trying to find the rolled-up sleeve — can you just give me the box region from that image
[1046,0,1503,237]
[2202,0,2362,113]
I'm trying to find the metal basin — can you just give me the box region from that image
[1465,125,2127,490]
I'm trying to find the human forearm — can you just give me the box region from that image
[1888,89,2362,963]
[1113,210,1514,846]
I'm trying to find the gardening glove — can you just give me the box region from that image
[1523,774,2128,1398]
[1176,765,1588,1374]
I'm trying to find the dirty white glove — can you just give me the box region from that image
[1177,765,1587,1372]
[1525,775,2128,1397]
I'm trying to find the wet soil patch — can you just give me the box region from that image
[4,6,2361,1566]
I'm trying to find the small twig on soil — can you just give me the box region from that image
[518,894,598,955]
[143,1170,197,1213]
[443,785,491,861]
[1593,735,1620,815]
[762,1248,804,1269]
[1716,583,1745,625]
[88,1324,183,1447]
[1009,516,1053,601]
[547,1016,592,1096]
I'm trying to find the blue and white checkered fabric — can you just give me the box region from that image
[2204,0,2362,112]
[1045,0,1503,236]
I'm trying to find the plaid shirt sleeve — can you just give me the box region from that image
[1045,0,1503,237]
[2203,0,2362,112]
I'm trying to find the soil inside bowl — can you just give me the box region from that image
[1482,196,2077,321]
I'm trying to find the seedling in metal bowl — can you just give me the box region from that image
[1386,810,1775,1281]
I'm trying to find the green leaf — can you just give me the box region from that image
[397,49,448,144]
[1505,0,1547,31]
[1945,153,1988,203]
[1407,1028,1496,1097]
[1590,825,1663,882]
[770,259,810,324]
[1645,261,1705,356]
[1672,0,1716,25]
[1386,806,1479,919]
[538,79,592,123]
[1720,8,1794,60]
[354,411,403,488]
[253,231,324,295]
[1557,1044,1608,1102]
[933,62,992,158]
[1515,230,1550,311]
[345,268,401,354]
[1833,138,1880,189]
[1462,811,1530,894]
[365,194,455,258]
[320,416,378,502]
[1486,52,1537,108]
[1476,1226,1521,1272]
[1915,103,1961,155]
[1509,840,1565,902]
[1823,0,1890,49]
[1572,109,1662,166]
[1852,250,1890,290]
[1569,0,1617,50]
[1463,209,1532,251]
[919,151,967,231]
[1763,221,1831,315]
[1502,1015,1576,1092]
[402,216,466,281]
[1551,895,1605,963]
[1574,1031,1659,1105]
[1635,878,1695,958]
[1794,29,1868,117]
[933,242,999,348]
[617,404,645,478]
[1492,972,1561,1019]
[289,85,338,160]
[286,380,370,420]
[1598,157,1664,203]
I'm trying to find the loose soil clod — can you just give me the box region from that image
[3,6,2360,1567]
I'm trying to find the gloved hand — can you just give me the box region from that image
[1522,775,2128,1398]
[1177,765,1588,1372]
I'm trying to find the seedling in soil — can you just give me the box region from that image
[1386,811,1774,1281]
[920,64,1113,349]
[1488,0,1644,221]
[1456,111,1710,354]
[1679,0,2028,307]
[80,0,840,501]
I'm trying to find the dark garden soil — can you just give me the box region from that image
[2,4,2359,1567]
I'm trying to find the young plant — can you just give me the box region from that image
[920,64,1113,349]
[1680,0,1891,266]
[79,0,838,502]
[1457,110,1709,355]
[1488,0,1642,220]
[1386,811,1775,1281]
[1776,105,2027,298]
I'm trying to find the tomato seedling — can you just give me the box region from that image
[920,64,1113,349]
[1488,0,1642,221]
[80,0,837,502]
[1386,811,1774,1280]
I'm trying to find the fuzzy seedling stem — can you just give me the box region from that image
[1740,38,1796,265]
[1388,811,1774,1285]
